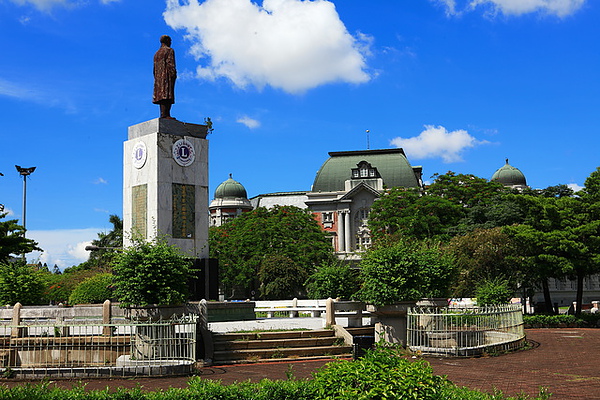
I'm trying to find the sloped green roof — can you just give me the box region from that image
[311,149,422,192]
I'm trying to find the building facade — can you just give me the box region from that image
[209,175,253,227]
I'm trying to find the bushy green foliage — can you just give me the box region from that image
[0,260,45,305]
[523,313,600,328]
[449,228,522,297]
[209,205,333,299]
[475,277,514,306]
[356,239,455,306]
[259,255,309,299]
[112,237,194,307]
[312,347,448,399]
[305,261,360,300]
[68,273,113,304]
[41,268,99,304]
[0,348,551,399]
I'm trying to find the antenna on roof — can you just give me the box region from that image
[366,129,370,150]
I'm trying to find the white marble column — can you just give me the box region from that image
[337,211,345,252]
[344,211,352,252]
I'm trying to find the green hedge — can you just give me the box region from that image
[0,348,550,400]
[524,313,600,328]
[68,273,113,305]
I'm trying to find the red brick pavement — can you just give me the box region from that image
[1,329,598,399]
[427,329,600,399]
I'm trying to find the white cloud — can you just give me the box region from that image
[94,177,108,185]
[9,0,67,11]
[27,228,99,269]
[471,0,586,17]
[567,183,584,192]
[237,116,261,129]
[390,125,489,163]
[435,0,586,17]
[0,77,76,112]
[164,0,371,93]
[0,207,15,216]
[9,0,118,11]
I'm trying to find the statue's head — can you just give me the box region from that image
[160,35,172,47]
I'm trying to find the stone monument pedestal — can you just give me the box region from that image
[123,118,209,259]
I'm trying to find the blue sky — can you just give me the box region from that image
[1,0,599,268]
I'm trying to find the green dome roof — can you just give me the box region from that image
[214,175,248,199]
[491,159,527,186]
[312,149,422,192]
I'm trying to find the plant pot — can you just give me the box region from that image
[367,301,417,346]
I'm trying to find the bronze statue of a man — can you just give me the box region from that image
[153,35,177,119]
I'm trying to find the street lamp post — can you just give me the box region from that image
[15,165,36,260]
[0,172,4,212]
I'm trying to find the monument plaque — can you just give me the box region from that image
[132,184,147,239]
[172,183,195,239]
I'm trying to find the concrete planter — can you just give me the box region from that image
[368,299,447,346]
[124,305,187,321]
[367,302,415,346]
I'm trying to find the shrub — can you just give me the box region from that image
[312,347,449,399]
[475,277,513,306]
[0,260,44,305]
[523,314,600,328]
[356,240,455,306]
[305,262,360,300]
[68,273,113,304]
[112,237,195,307]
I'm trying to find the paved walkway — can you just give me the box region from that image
[1,328,599,399]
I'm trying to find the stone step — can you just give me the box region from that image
[346,327,375,337]
[212,329,334,342]
[214,336,338,351]
[214,344,352,362]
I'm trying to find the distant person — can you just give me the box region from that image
[153,35,177,119]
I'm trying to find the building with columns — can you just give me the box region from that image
[307,149,423,258]
[248,148,423,259]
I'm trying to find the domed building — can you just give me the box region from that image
[491,159,528,190]
[209,175,252,227]
[231,148,423,259]
[306,149,423,257]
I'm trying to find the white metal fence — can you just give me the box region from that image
[0,315,198,378]
[407,304,525,357]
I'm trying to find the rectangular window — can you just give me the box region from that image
[322,212,334,223]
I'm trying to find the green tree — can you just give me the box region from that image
[305,261,361,300]
[427,171,507,207]
[0,260,45,305]
[504,183,600,315]
[0,213,41,262]
[113,237,194,307]
[80,214,123,271]
[356,239,455,307]
[448,227,523,297]
[368,187,463,242]
[258,255,308,299]
[209,205,333,299]
[368,173,508,244]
